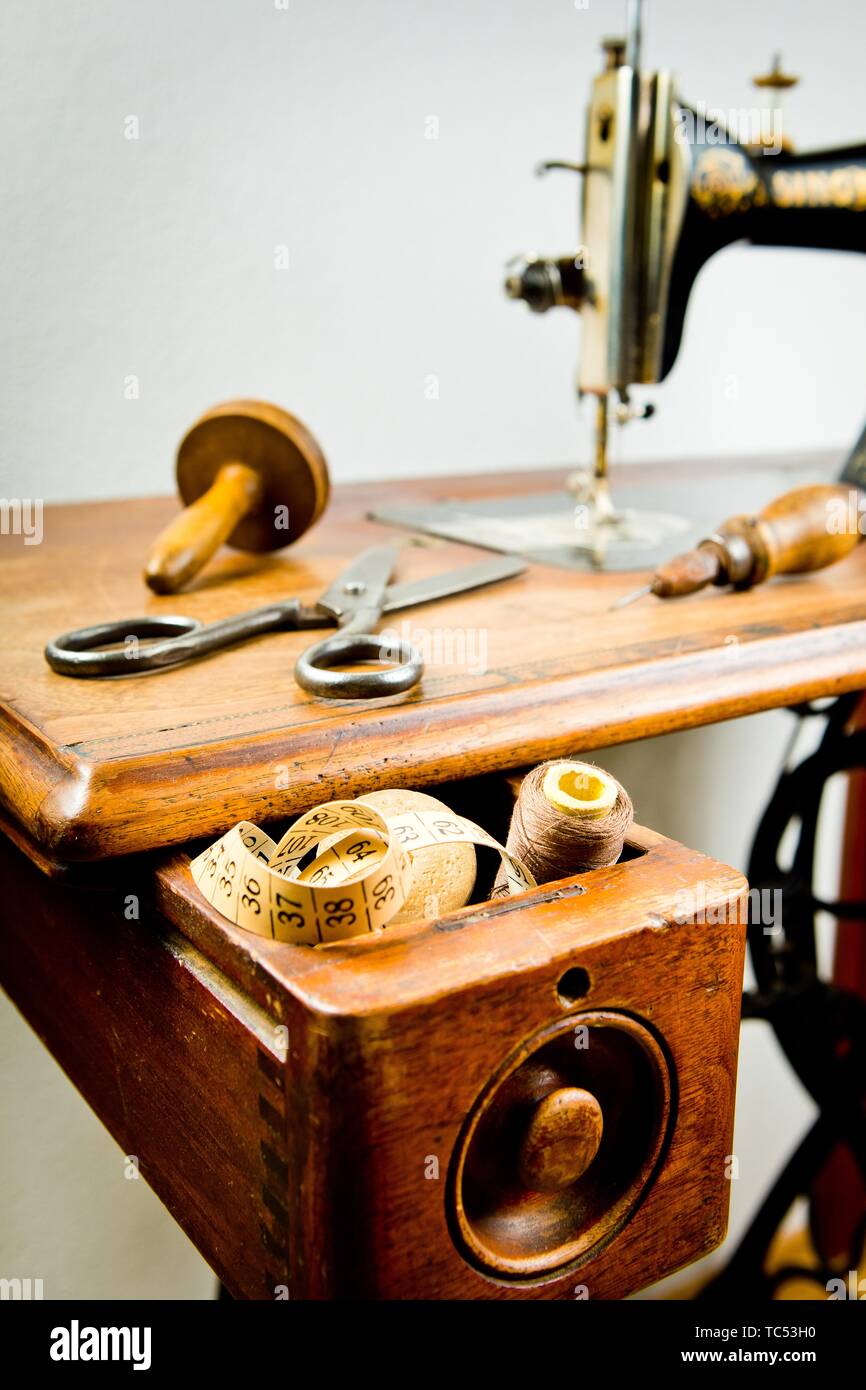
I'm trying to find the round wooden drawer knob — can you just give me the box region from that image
[517,1086,604,1192]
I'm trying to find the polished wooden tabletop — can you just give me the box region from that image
[1,454,864,867]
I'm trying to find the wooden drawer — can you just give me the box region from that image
[0,772,746,1299]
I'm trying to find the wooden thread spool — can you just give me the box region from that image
[502,760,633,886]
[144,399,330,594]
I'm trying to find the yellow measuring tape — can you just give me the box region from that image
[190,797,537,946]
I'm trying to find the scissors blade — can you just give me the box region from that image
[314,545,401,620]
[381,554,526,613]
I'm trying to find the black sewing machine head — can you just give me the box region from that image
[506,0,866,473]
[373,0,865,571]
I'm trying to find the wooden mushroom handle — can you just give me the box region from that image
[144,462,264,594]
[725,483,862,585]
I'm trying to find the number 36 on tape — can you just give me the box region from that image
[189,796,536,946]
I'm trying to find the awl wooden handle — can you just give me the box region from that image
[722,483,861,585]
[642,482,862,603]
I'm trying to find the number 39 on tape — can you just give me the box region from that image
[189,796,536,946]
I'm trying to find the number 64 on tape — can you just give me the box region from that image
[190,797,536,946]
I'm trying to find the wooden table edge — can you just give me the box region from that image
[3,617,865,867]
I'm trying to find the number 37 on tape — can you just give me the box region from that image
[189,797,535,947]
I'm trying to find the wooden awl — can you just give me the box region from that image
[614,483,862,608]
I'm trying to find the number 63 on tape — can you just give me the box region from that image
[190,797,536,946]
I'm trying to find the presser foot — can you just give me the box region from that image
[565,470,690,567]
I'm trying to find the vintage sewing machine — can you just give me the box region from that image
[377,0,866,568]
[2,1,866,1304]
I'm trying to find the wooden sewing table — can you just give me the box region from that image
[1,454,864,1298]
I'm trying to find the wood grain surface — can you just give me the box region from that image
[2,455,864,866]
[0,831,292,1300]
[150,820,747,1297]
[0,813,745,1298]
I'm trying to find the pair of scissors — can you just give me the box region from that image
[44,545,525,699]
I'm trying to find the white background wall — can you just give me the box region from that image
[2,0,865,502]
[1,0,863,1299]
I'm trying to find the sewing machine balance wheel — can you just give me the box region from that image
[143,399,330,594]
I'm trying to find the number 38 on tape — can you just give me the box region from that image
[189,796,536,946]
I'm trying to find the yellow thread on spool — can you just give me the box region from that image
[541,762,618,820]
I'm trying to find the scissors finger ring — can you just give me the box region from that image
[294,631,423,699]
